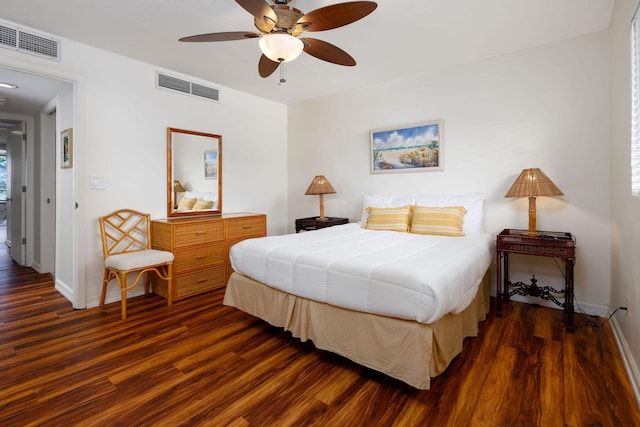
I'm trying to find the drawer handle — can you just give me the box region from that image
[242,226,252,230]
[196,278,209,284]
[195,231,207,235]
[196,255,208,260]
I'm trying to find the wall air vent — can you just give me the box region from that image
[191,83,219,102]
[0,25,18,49]
[157,73,190,94]
[0,20,61,61]
[156,71,220,103]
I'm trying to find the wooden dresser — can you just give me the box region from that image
[150,213,266,301]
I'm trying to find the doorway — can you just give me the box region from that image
[0,147,6,244]
[0,118,27,264]
[6,119,26,265]
[0,66,75,306]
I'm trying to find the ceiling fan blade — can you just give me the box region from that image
[179,31,260,42]
[259,54,280,78]
[297,1,377,32]
[236,0,277,24]
[301,38,356,66]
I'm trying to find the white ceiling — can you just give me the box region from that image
[0,0,614,108]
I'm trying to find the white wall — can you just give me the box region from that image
[289,31,611,311]
[610,0,640,399]
[0,24,289,307]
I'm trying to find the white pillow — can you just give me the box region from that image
[413,193,484,234]
[360,192,485,234]
[184,191,217,202]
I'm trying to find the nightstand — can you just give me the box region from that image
[496,229,576,332]
[295,216,348,233]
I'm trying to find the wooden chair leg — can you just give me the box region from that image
[100,268,110,308]
[166,263,174,307]
[144,272,151,296]
[119,272,128,321]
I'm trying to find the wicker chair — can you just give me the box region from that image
[99,209,174,320]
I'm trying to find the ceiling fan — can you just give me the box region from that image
[179,0,378,80]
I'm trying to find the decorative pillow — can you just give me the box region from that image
[177,197,197,210]
[364,205,412,232]
[192,198,213,210]
[413,193,484,234]
[410,205,467,237]
[360,195,414,225]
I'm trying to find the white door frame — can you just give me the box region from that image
[0,65,80,309]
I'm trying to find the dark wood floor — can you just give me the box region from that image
[1,242,639,426]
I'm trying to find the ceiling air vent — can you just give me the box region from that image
[156,71,220,103]
[0,20,61,61]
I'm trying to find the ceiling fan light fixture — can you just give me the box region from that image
[259,33,303,62]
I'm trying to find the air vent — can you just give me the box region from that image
[0,21,61,61]
[0,25,17,49]
[157,73,190,94]
[191,83,219,101]
[156,72,220,102]
[18,31,59,59]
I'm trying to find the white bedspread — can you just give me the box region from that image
[229,223,494,324]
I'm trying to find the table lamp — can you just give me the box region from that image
[173,180,186,208]
[504,168,564,236]
[305,175,336,221]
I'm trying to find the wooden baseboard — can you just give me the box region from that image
[610,316,640,408]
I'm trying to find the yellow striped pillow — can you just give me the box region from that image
[192,198,213,210]
[177,197,197,210]
[410,205,467,237]
[365,205,412,232]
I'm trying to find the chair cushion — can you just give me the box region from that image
[105,249,174,271]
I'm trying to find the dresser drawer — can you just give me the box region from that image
[227,217,266,240]
[174,222,224,248]
[174,244,224,273]
[174,265,226,299]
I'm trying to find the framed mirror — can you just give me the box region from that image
[167,127,222,217]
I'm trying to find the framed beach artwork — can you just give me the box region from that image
[203,149,218,179]
[60,128,73,169]
[370,120,443,173]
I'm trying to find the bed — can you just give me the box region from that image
[223,193,493,389]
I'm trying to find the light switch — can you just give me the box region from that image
[90,176,106,189]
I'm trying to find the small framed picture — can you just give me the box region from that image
[203,149,218,179]
[61,128,73,169]
[370,120,443,173]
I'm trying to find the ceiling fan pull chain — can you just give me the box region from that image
[278,60,286,85]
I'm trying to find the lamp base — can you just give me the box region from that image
[526,196,538,237]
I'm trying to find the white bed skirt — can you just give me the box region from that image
[223,271,491,390]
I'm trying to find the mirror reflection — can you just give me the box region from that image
[167,128,222,217]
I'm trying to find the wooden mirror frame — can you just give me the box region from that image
[167,127,222,217]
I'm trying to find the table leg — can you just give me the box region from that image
[496,250,503,317]
[565,257,575,333]
[503,252,510,304]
